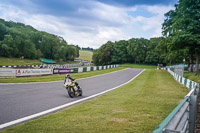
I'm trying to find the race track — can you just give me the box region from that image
[0,68,143,128]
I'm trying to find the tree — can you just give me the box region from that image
[66,45,78,61]
[127,38,148,64]
[162,0,200,73]
[93,41,113,65]
[92,38,164,66]
[112,40,131,64]
[0,18,79,62]
[0,23,7,41]
[145,38,163,65]
[0,44,12,57]
[93,49,101,65]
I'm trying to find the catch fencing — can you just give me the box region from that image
[153,68,199,133]
[188,64,200,72]
[166,64,185,77]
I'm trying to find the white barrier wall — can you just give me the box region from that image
[93,67,96,71]
[99,66,102,70]
[78,67,83,73]
[87,67,90,72]
[0,69,16,78]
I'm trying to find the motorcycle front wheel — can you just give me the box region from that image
[68,87,75,98]
[78,89,82,96]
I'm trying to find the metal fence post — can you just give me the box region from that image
[195,84,199,96]
[189,95,197,133]
[189,84,199,133]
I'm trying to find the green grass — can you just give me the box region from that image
[120,64,157,69]
[184,72,200,84]
[0,57,79,66]
[0,57,42,66]
[0,67,126,83]
[1,70,188,133]
[56,60,78,64]
[79,50,93,61]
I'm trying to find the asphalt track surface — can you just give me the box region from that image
[0,68,143,127]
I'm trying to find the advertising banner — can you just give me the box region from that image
[16,69,53,77]
[53,68,74,74]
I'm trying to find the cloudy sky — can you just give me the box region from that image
[0,0,177,48]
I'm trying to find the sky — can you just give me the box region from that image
[0,0,178,48]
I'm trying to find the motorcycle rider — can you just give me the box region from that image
[64,73,80,90]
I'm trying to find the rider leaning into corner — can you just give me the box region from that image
[64,73,81,90]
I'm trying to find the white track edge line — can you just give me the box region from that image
[0,69,145,129]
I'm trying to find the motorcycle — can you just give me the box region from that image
[64,80,82,98]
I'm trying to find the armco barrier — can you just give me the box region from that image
[153,68,199,133]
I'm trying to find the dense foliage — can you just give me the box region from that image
[93,37,164,65]
[0,19,79,61]
[161,0,200,73]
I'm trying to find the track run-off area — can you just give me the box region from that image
[0,68,144,129]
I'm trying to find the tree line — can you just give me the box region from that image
[92,37,166,66]
[0,19,79,61]
[93,0,200,74]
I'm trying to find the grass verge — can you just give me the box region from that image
[184,72,200,84]
[120,64,156,69]
[1,70,188,133]
[0,57,41,66]
[0,67,126,83]
[0,57,79,66]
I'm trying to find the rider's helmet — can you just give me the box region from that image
[65,73,70,78]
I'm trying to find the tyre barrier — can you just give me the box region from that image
[153,68,199,133]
